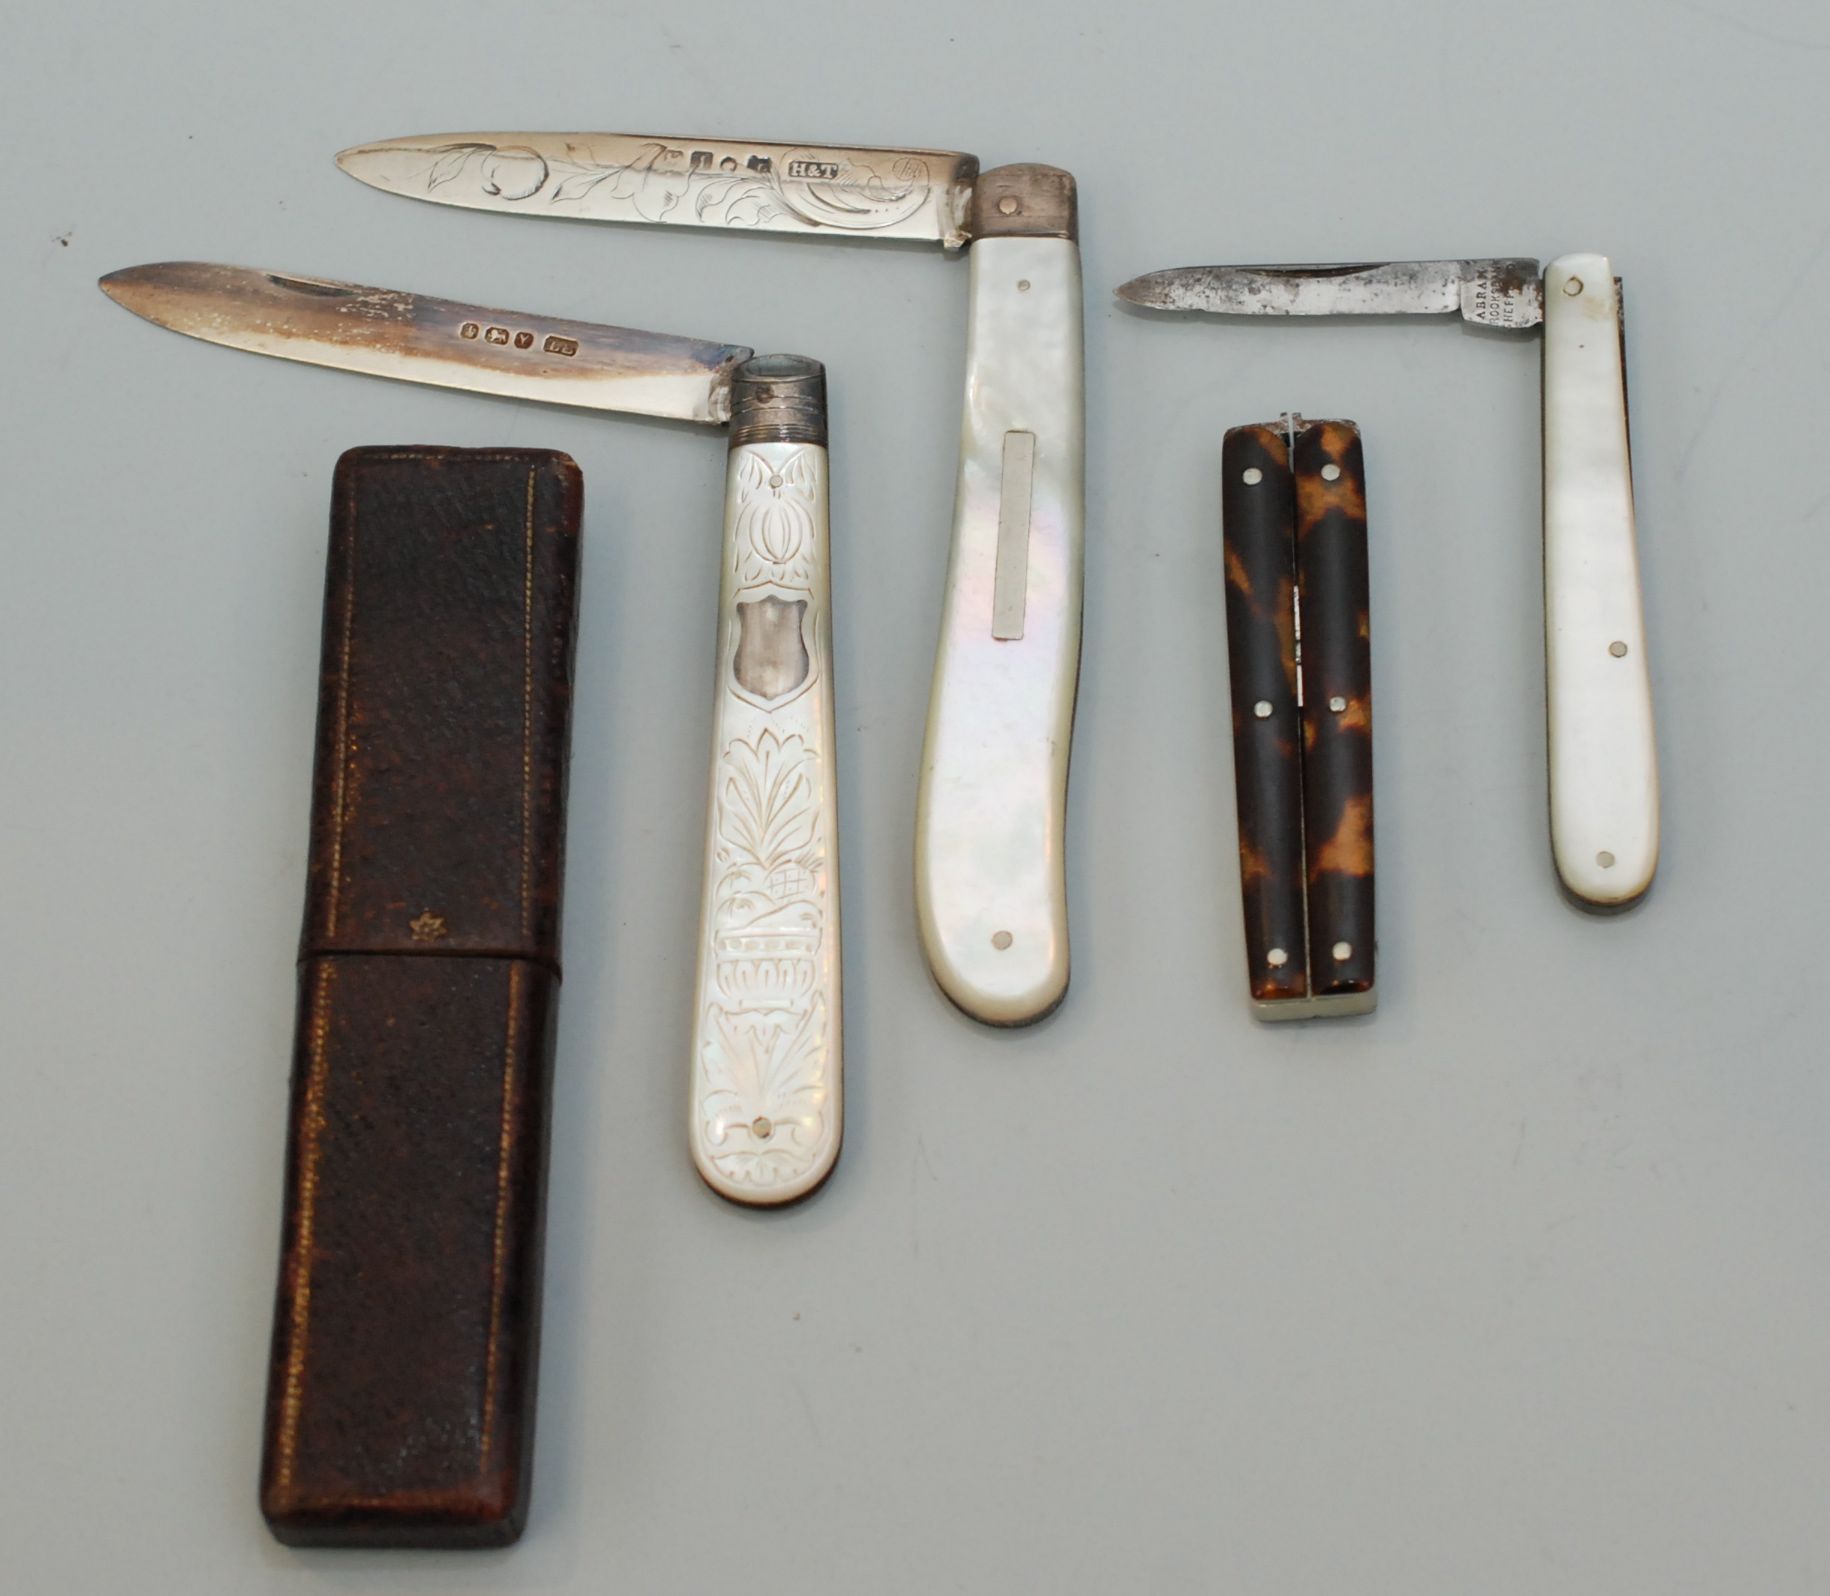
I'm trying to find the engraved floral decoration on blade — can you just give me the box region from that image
[409,141,934,233]
[734,448,818,587]
[699,728,832,1190]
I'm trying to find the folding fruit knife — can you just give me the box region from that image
[1120,255,1657,910]
[101,262,843,1206]
[337,131,1086,1018]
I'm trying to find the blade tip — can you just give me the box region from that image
[334,142,397,180]
[1114,274,1169,309]
[98,265,151,303]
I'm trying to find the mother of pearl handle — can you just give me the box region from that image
[915,204,1085,1026]
[689,358,843,1205]
[1541,255,1658,909]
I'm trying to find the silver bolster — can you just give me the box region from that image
[729,354,828,447]
[915,233,1085,1025]
[689,401,843,1203]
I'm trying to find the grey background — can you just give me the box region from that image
[4,1,1828,1590]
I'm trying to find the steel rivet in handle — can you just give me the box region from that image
[1254,700,1273,719]
[1596,851,1616,869]
[1609,640,1628,657]
[1564,276,1584,296]
[997,195,1020,215]
[992,930,1014,951]
[751,1116,774,1140]
[1332,941,1353,962]
[1017,279,1031,292]
[1328,695,1347,713]
[1242,466,1263,485]
[1321,463,1342,482]
[1267,947,1288,967]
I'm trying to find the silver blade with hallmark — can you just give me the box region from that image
[1119,255,1657,910]
[102,262,844,1207]
[339,131,1086,1026]
[101,261,752,420]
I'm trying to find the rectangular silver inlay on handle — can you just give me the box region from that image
[992,430,1036,640]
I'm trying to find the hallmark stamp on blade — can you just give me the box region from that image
[458,321,578,357]
[787,159,843,181]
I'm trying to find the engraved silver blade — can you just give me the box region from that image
[336,133,980,250]
[1117,258,1545,329]
[98,262,752,424]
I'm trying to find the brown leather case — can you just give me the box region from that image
[259,447,582,1548]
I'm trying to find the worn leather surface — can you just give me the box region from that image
[1220,424,1308,1003]
[260,447,581,1548]
[300,448,582,964]
[262,956,558,1547]
[1292,421,1374,1001]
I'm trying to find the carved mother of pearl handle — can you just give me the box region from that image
[689,358,842,1205]
[915,167,1084,1026]
[1542,255,1658,909]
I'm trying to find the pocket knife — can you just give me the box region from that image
[100,262,843,1207]
[1222,417,1374,1017]
[1119,256,1657,911]
[336,133,1086,1023]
